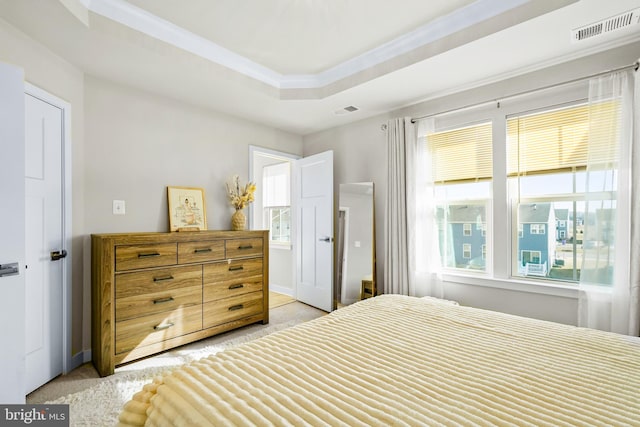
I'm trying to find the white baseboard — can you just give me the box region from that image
[269,283,294,297]
[67,349,90,373]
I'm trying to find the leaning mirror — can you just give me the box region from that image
[335,182,375,307]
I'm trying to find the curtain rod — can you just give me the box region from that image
[410,61,639,124]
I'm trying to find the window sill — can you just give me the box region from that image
[269,242,291,251]
[440,272,580,299]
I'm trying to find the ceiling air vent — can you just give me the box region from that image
[572,8,640,42]
[334,105,359,115]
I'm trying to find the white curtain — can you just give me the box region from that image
[579,67,639,336]
[416,118,445,298]
[384,117,415,295]
[384,117,444,297]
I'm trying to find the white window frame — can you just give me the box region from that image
[463,223,472,236]
[530,224,546,235]
[462,243,471,259]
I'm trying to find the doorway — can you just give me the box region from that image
[249,146,299,298]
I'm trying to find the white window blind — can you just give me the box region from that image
[427,122,492,184]
[263,162,290,207]
[507,102,620,177]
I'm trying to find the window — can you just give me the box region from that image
[423,82,625,286]
[266,207,290,242]
[462,244,471,259]
[508,101,619,281]
[429,121,492,272]
[530,224,546,235]
[263,162,291,244]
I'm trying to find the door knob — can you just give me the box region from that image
[50,250,67,261]
[318,237,333,243]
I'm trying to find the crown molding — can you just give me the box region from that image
[78,0,531,92]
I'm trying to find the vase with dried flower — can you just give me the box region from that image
[226,175,256,231]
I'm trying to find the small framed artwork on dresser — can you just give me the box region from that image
[167,186,207,231]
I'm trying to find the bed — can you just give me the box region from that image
[118,294,640,426]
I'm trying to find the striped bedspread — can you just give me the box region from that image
[118,294,640,426]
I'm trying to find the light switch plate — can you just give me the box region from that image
[113,200,126,215]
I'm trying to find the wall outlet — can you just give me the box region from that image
[113,200,126,215]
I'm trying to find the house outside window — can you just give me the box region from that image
[463,223,472,236]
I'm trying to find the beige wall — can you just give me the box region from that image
[84,76,302,233]
[303,41,640,326]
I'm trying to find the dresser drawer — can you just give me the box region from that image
[203,291,263,329]
[115,243,177,271]
[205,258,263,280]
[115,305,202,354]
[225,238,263,259]
[115,265,202,321]
[178,240,225,264]
[204,278,263,303]
[203,258,262,302]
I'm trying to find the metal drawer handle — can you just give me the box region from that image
[228,284,244,290]
[153,322,174,331]
[153,296,175,304]
[138,252,161,258]
[228,266,244,272]
[153,275,174,282]
[194,248,212,253]
[238,245,253,250]
[228,304,244,311]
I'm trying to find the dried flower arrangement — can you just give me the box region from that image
[226,175,256,211]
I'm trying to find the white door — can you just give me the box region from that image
[294,151,333,312]
[24,92,64,394]
[0,63,27,403]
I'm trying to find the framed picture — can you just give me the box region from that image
[167,186,207,231]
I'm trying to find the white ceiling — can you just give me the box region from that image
[1,0,640,135]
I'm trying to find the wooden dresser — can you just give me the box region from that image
[91,230,269,376]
